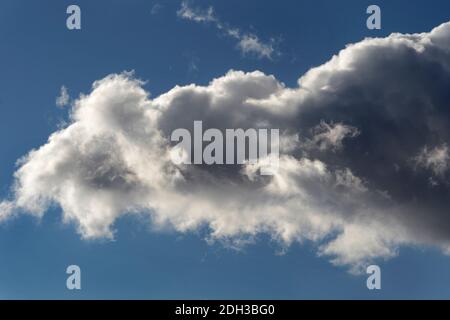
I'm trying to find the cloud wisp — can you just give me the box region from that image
[56,85,70,108]
[2,22,450,272]
[177,1,278,60]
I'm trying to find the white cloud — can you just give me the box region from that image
[151,3,162,15]
[415,144,450,177]
[177,1,277,59]
[0,201,14,222]
[307,121,360,152]
[2,22,450,272]
[237,35,276,60]
[56,85,70,108]
[177,1,215,23]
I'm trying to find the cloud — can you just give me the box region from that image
[177,1,278,60]
[3,22,450,272]
[415,144,450,178]
[177,1,215,23]
[0,201,14,222]
[151,3,162,15]
[237,35,276,61]
[306,121,360,152]
[56,85,70,108]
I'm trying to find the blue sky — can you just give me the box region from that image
[1,0,450,299]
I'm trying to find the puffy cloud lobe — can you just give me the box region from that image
[2,22,450,272]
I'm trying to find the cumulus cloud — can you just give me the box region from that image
[177,1,277,59]
[2,22,450,272]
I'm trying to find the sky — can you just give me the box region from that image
[1,0,450,299]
